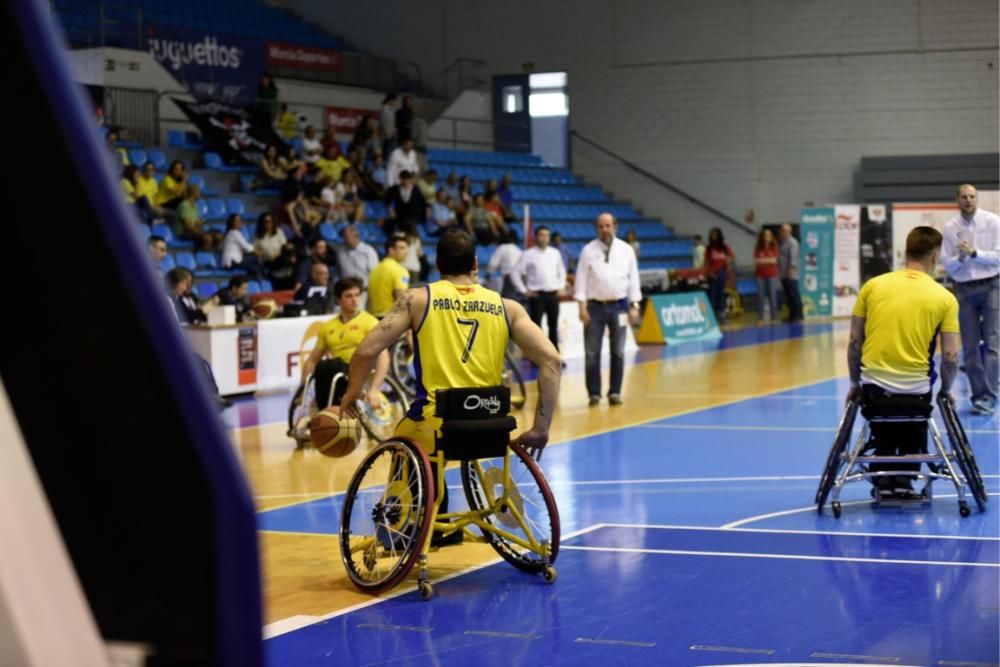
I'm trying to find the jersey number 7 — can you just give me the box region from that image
[457,318,480,363]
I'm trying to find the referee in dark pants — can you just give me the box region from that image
[512,225,567,350]
[574,213,642,406]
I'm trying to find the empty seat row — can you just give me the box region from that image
[427,148,543,167]
[515,203,642,221]
[509,185,610,203]
[429,163,578,185]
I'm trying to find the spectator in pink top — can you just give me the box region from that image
[753,227,780,324]
[705,227,734,320]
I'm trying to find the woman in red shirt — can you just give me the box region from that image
[753,227,780,323]
[705,227,734,320]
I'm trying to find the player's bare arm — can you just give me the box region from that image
[846,315,865,402]
[505,298,562,460]
[939,332,960,401]
[340,289,424,416]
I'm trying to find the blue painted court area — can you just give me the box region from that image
[263,373,999,666]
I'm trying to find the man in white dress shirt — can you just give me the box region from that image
[486,229,523,299]
[386,138,420,188]
[334,224,379,286]
[511,225,566,350]
[941,184,1000,415]
[574,213,641,406]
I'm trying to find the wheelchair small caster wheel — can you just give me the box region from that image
[542,566,557,584]
[959,501,971,517]
[832,501,842,518]
[418,581,434,601]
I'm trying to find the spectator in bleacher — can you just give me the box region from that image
[498,174,515,210]
[268,243,298,292]
[220,214,263,279]
[386,138,420,188]
[380,94,398,156]
[346,148,384,202]
[400,221,428,282]
[485,192,513,225]
[320,126,340,154]
[278,144,304,175]
[157,160,189,210]
[121,165,157,226]
[411,117,429,173]
[310,174,339,222]
[105,130,129,170]
[625,229,641,259]
[137,162,169,219]
[175,184,220,250]
[316,143,351,185]
[147,235,168,281]
[692,234,706,267]
[442,172,460,201]
[511,226,566,348]
[705,227,734,321]
[350,115,380,160]
[369,152,387,192]
[214,275,252,322]
[417,169,437,201]
[551,231,574,274]
[301,126,323,165]
[255,73,279,124]
[456,175,474,216]
[280,169,322,241]
[779,224,804,323]
[335,169,366,223]
[294,237,334,293]
[167,267,214,324]
[257,144,287,187]
[294,262,336,315]
[429,190,458,236]
[753,227,780,324]
[575,213,641,406]
[275,103,299,141]
[384,170,427,238]
[367,233,410,318]
[487,229,524,299]
[253,212,288,264]
[395,95,415,144]
[464,193,507,245]
[333,224,379,286]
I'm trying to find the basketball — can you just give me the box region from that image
[253,298,279,320]
[310,406,360,457]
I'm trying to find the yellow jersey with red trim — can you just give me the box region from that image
[368,257,410,317]
[853,268,959,394]
[314,310,380,364]
[406,280,509,426]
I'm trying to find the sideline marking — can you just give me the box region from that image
[575,637,656,648]
[596,523,1000,542]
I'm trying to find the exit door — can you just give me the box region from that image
[492,74,531,153]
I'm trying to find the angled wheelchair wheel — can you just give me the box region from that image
[461,443,560,573]
[503,352,527,410]
[389,339,417,399]
[816,396,860,511]
[937,395,988,512]
[287,380,315,446]
[358,375,411,444]
[340,438,434,593]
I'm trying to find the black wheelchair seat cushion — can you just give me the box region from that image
[434,386,516,460]
[435,386,511,420]
[862,396,932,420]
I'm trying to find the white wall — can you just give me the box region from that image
[282,0,999,263]
[428,90,492,150]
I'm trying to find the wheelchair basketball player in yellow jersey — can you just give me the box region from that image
[339,228,562,461]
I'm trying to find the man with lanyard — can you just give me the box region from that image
[941,184,1000,415]
[574,213,641,407]
[368,234,410,318]
[511,225,567,351]
[339,228,562,543]
[847,226,961,499]
[300,277,389,413]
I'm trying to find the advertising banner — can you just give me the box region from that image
[635,292,722,345]
[173,98,285,165]
[267,42,342,71]
[556,301,638,360]
[237,327,257,386]
[860,204,892,282]
[800,207,835,317]
[326,106,374,137]
[833,205,860,317]
[145,24,263,103]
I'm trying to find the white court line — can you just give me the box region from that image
[639,423,999,434]
[593,522,1000,541]
[559,544,999,568]
[723,492,1000,529]
[645,394,843,401]
[262,523,607,640]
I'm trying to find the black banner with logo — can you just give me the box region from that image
[172,98,285,165]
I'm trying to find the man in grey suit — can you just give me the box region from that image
[779,224,804,322]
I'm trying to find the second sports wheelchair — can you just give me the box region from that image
[816,393,988,517]
[287,366,411,447]
[338,385,559,600]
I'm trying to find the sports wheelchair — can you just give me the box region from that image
[338,385,559,600]
[390,337,528,410]
[287,365,410,446]
[816,393,988,517]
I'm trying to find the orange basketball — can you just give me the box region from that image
[310,406,360,457]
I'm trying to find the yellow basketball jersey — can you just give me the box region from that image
[409,280,510,421]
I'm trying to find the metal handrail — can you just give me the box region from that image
[569,130,755,235]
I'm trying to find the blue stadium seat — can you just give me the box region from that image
[147,148,167,171]
[318,222,337,243]
[159,255,175,272]
[128,148,147,166]
[134,224,151,241]
[152,222,173,242]
[247,281,261,295]
[196,199,209,219]
[226,198,246,216]
[203,152,224,170]
[174,252,196,270]
[196,282,218,299]
[260,279,273,292]
[195,252,218,270]
[206,199,227,221]
[167,130,186,148]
